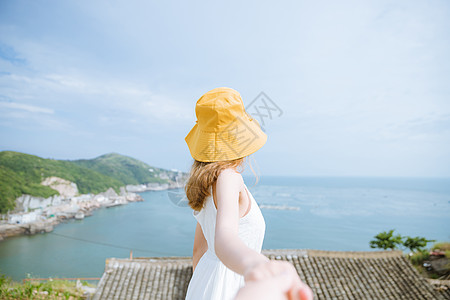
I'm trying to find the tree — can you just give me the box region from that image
[403,236,436,253]
[369,229,403,250]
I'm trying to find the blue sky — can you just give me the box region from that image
[0,0,449,177]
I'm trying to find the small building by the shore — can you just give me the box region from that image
[8,209,44,224]
[92,249,447,300]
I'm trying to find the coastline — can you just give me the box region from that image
[0,180,185,242]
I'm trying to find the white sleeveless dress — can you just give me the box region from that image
[185,183,266,300]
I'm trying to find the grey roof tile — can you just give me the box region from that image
[93,250,446,300]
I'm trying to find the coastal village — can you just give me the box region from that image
[0,172,187,241]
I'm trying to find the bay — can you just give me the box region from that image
[0,176,449,282]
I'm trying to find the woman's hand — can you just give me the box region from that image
[236,260,313,300]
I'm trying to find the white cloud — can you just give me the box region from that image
[0,101,54,114]
[0,105,70,132]
[2,71,191,124]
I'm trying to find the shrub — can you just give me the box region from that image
[403,236,435,252]
[410,250,430,266]
[431,242,450,252]
[369,230,438,253]
[369,229,403,250]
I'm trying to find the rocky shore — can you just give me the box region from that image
[0,176,185,241]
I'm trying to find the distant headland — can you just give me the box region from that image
[0,151,188,240]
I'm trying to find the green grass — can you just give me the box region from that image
[409,250,430,266]
[431,242,450,252]
[0,272,96,299]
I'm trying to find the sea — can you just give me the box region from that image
[0,176,449,282]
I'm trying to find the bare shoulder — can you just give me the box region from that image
[216,168,244,189]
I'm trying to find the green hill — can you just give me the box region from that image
[70,153,169,185]
[0,151,182,214]
[0,151,124,213]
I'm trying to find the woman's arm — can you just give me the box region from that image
[214,169,269,276]
[192,221,208,272]
[215,169,314,299]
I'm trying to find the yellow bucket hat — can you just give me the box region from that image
[185,87,267,162]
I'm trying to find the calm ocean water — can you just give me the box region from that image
[0,176,449,282]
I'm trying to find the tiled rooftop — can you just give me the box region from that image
[93,249,447,300]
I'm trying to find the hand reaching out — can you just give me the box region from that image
[235,260,314,300]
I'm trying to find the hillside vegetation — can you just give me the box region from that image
[0,271,95,299]
[0,151,176,214]
[71,153,168,185]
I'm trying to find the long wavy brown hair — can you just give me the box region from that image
[185,156,258,211]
